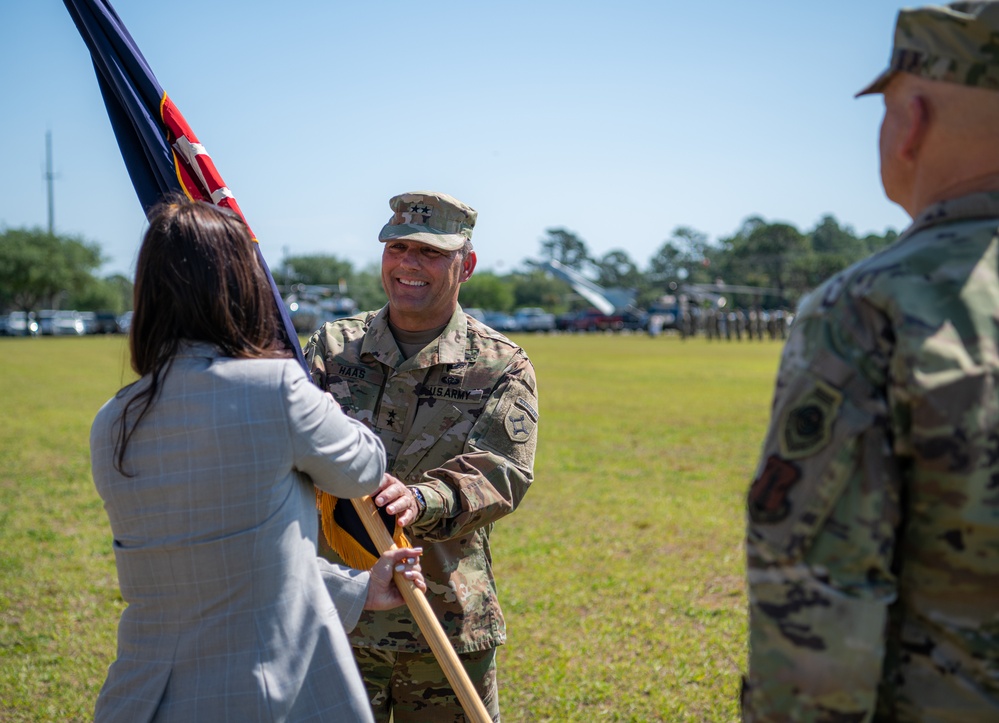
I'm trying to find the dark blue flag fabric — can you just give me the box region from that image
[63,0,407,569]
[62,0,303,369]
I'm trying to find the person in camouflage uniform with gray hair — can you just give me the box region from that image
[743,3,999,721]
[305,191,537,722]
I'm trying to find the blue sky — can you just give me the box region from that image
[1,1,912,278]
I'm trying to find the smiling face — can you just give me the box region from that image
[381,238,476,331]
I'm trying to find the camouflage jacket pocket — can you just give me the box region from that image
[392,403,471,482]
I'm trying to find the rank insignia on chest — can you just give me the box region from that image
[382,408,403,432]
[778,381,842,460]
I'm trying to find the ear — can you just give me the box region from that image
[459,250,477,282]
[899,94,930,161]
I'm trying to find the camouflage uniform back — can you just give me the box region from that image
[743,193,999,720]
[743,4,999,719]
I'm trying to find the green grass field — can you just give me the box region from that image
[0,333,782,722]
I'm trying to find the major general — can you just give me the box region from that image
[305,191,538,722]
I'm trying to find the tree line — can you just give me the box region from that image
[274,214,899,314]
[0,228,131,314]
[0,213,899,317]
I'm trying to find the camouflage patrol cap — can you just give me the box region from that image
[857,2,999,96]
[377,191,477,252]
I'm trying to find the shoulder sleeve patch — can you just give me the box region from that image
[505,398,537,443]
[748,455,802,524]
[778,381,843,460]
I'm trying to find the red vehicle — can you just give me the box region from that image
[560,309,625,332]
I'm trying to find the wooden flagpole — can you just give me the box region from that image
[350,497,492,723]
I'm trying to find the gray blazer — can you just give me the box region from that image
[90,343,385,722]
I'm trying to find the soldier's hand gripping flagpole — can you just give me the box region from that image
[350,496,493,723]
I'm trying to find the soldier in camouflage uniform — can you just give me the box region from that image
[742,4,999,721]
[305,191,537,722]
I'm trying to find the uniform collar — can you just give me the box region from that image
[361,305,468,371]
[902,190,999,241]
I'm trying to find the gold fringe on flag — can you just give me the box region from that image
[317,489,411,570]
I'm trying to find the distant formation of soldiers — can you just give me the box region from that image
[676,307,792,341]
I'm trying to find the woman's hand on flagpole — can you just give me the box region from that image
[364,547,425,610]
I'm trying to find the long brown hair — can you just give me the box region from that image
[114,196,289,474]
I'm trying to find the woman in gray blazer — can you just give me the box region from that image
[90,198,423,722]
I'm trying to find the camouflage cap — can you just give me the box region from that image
[857,2,999,96]
[377,191,477,252]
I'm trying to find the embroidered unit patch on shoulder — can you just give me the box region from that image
[504,397,537,442]
[778,381,843,460]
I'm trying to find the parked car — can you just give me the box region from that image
[38,310,85,336]
[481,311,518,333]
[560,308,627,332]
[463,307,486,323]
[513,307,556,332]
[118,311,133,332]
[646,302,679,330]
[89,311,122,334]
[576,307,646,332]
[3,311,39,336]
[555,311,579,332]
[36,310,56,335]
[620,307,649,331]
[78,311,97,333]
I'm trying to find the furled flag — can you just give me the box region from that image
[63,0,405,568]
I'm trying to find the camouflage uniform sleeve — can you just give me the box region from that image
[303,327,331,388]
[409,351,537,541]
[742,282,903,722]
